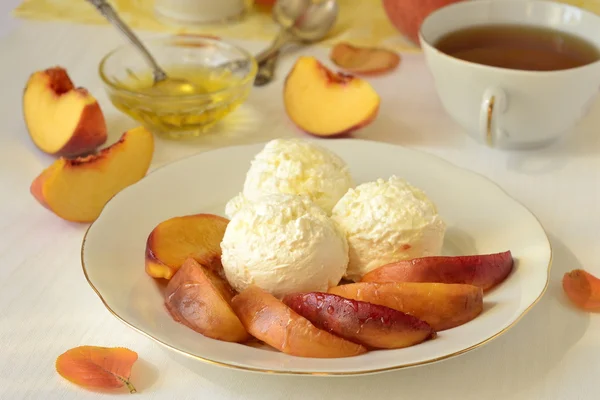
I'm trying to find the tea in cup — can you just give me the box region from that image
[420,0,600,149]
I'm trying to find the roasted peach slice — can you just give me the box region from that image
[329,282,483,331]
[362,251,514,291]
[283,292,435,349]
[145,213,229,280]
[283,56,380,137]
[165,258,248,342]
[30,126,153,223]
[23,67,107,156]
[231,286,367,358]
[562,269,600,312]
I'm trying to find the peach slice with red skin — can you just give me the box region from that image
[23,67,107,156]
[283,56,380,137]
[330,43,401,75]
[562,269,600,312]
[329,282,483,331]
[283,292,435,349]
[145,213,229,280]
[30,126,153,223]
[231,285,367,358]
[362,251,514,291]
[165,258,249,342]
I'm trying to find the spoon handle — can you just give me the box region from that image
[255,29,295,65]
[254,52,279,86]
[86,0,167,82]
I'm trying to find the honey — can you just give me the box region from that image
[108,64,251,138]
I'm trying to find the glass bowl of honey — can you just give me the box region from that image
[99,35,257,138]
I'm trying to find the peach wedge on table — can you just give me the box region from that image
[283,56,380,137]
[329,282,483,331]
[362,251,514,291]
[145,214,229,280]
[330,42,401,75]
[165,258,248,342]
[23,67,107,156]
[283,292,435,349]
[231,285,367,358]
[30,126,154,223]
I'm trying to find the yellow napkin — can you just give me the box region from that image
[13,0,421,52]
[561,0,600,12]
[13,0,600,53]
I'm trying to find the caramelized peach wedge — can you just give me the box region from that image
[231,286,367,358]
[145,214,229,280]
[283,292,435,349]
[362,251,514,291]
[329,282,483,331]
[165,258,248,342]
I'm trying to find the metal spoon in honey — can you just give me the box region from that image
[87,0,200,96]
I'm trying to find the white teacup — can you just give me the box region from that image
[419,0,600,149]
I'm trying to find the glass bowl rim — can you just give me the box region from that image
[98,36,258,101]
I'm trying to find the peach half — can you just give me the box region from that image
[23,67,107,156]
[283,56,380,136]
[30,126,154,223]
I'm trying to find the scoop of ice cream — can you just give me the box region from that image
[220,193,349,298]
[331,176,446,282]
[226,138,353,218]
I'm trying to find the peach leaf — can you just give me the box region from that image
[55,346,139,393]
[563,269,600,312]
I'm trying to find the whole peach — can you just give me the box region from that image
[382,0,466,45]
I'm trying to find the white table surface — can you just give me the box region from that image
[1,3,599,400]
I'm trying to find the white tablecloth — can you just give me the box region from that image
[1,4,599,400]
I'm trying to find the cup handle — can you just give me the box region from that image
[479,87,507,147]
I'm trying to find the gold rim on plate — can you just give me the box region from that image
[80,142,553,376]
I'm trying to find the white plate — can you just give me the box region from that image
[81,139,552,375]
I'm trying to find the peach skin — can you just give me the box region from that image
[382,0,465,45]
[362,251,514,291]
